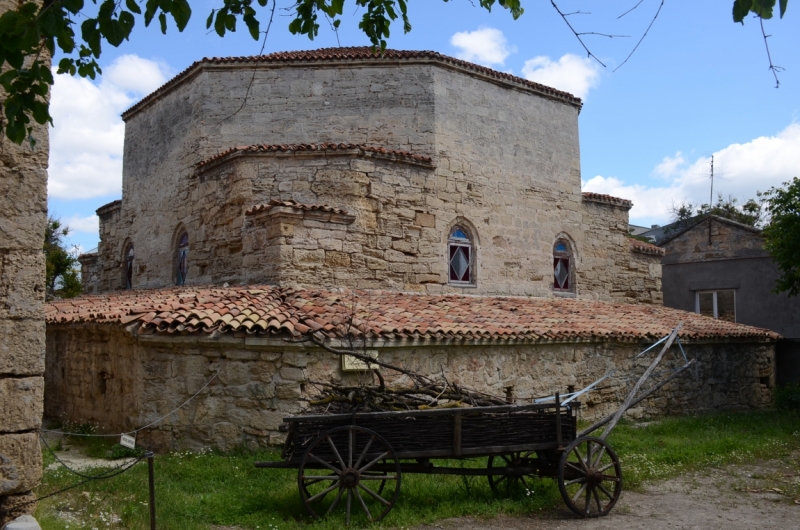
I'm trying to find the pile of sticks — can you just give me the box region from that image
[297,336,506,414]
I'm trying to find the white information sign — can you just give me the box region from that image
[342,350,380,371]
[120,434,136,449]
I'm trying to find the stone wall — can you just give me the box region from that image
[83,55,662,304]
[45,325,774,453]
[0,0,47,521]
[662,216,767,265]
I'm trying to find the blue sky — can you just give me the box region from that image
[47,1,800,252]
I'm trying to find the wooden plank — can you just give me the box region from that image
[453,411,462,457]
[283,401,571,423]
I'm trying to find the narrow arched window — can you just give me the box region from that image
[553,240,571,292]
[448,226,474,285]
[124,243,135,289]
[176,232,189,286]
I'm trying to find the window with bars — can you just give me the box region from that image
[553,240,571,292]
[176,232,189,286]
[124,244,134,289]
[695,290,736,322]
[448,227,474,285]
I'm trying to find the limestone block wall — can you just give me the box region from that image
[45,325,774,453]
[663,217,767,265]
[0,0,47,520]
[579,198,663,304]
[90,146,661,300]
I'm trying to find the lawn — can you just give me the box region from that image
[34,409,800,529]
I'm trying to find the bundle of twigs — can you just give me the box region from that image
[293,335,507,414]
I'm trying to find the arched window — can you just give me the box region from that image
[124,243,135,289]
[176,231,189,285]
[448,226,474,285]
[553,240,572,292]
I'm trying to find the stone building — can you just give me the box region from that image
[79,47,662,303]
[46,286,776,452]
[0,0,47,524]
[48,47,778,453]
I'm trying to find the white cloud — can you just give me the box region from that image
[450,27,516,67]
[521,54,600,100]
[583,123,800,225]
[653,152,686,179]
[63,214,99,234]
[48,55,173,200]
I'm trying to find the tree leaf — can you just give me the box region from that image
[206,9,215,29]
[126,0,142,15]
[779,0,788,17]
[733,0,753,23]
[751,0,776,19]
[172,0,192,31]
[159,12,167,33]
[244,14,259,40]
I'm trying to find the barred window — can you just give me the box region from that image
[448,227,474,285]
[553,240,571,292]
[176,232,189,286]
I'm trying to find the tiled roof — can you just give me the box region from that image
[122,47,582,119]
[195,142,433,172]
[582,192,633,208]
[46,286,778,343]
[628,238,666,256]
[96,200,121,216]
[246,199,349,216]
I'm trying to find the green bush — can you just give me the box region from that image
[775,383,800,411]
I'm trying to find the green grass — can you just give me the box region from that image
[35,410,800,529]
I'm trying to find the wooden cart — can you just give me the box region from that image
[255,397,623,523]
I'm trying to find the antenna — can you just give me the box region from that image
[708,155,714,246]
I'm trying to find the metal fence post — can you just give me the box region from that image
[147,452,156,530]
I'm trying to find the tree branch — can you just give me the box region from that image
[617,0,645,19]
[613,0,664,72]
[550,0,606,67]
[760,16,783,88]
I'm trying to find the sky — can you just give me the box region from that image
[46,1,800,253]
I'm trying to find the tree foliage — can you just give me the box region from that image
[0,0,790,145]
[762,177,800,296]
[670,194,765,228]
[45,216,82,299]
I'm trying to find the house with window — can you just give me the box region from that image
[78,47,662,303]
[639,214,800,383]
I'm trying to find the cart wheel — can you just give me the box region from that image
[557,436,622,518]
[298,425,401,524]
[486,452,537,496]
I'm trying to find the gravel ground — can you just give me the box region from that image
[413,454,800,530]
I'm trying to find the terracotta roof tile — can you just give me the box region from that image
[195,142,433,171]
[627,238,666,256]
[46,286,779,343]
[582,192,633,208]
[122,47,582,120]
[245,199,349,216]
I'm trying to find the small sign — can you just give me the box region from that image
[120,434,136,449]
[342,350,379,371]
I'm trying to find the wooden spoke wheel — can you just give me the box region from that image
[298,425,401,524]
[558,437,622,518]
[487,452,537,496]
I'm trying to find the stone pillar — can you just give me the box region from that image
[0,0,48,523]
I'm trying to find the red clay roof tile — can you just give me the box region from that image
[195,142,433,171]
[582,192,633,208]
[245,199,349,217]
[46,285,778,343]
[627,238,666,256]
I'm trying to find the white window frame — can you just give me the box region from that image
[695,290,736,321]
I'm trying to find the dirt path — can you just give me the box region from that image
[414,456,800,530]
